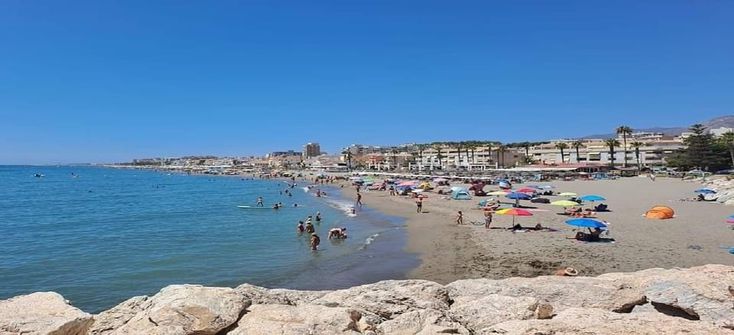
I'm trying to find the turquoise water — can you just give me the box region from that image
[0,166,417,312]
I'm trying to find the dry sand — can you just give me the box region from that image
[341,176,734,284]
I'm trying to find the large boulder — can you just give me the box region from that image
[229,304,381,335]
[481,307,730,335]
[310,280,450,319]
[377,309,471,334]
[91,285,250,335]
[0,292,92,335]
[235,284,328,306]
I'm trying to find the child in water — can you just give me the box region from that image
[310,233,321,250]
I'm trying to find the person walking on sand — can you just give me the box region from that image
[484,210,493,229]
[310,233,321,251]
[256,196,264,207]
[456,211,464,225]
[416,196,423,213]
[356,192,363,207]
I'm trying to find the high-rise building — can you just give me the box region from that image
[303,142,321,159]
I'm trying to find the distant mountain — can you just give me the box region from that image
[579,115,734,139]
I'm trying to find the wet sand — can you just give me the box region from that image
[342,176,734,283]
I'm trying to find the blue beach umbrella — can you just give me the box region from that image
[565,218,608,229]
[695,188,716,194]
[579,195,606,202]
[506,192,532,200]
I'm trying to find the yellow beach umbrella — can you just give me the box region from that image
[559,192,577,197]
[551,200,580,207]
[488,190,509,196]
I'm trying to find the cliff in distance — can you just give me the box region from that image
[1,264,733,335]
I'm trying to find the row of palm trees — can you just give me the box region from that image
[553,125,646,169]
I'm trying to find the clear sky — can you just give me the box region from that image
[1,1,732,164]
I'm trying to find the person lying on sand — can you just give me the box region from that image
[574,228,602,242]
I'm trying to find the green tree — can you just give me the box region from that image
[719,132,734,168]
[342,149,352,171]
[630,141,644,171]
[616,126,633,167]
[555,142,569,164]
[571,140,584,163]
[433,143,444,170]
[605,138,621,167]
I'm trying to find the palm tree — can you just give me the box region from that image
[630,141,644,171]
[616,126,633,167]
[571,140,584,163]
[720,132,734,168]
[342,149,352,171]
[433,144,444,170]
[497,145,508,168]
[605,138,621,167]
[555,142,569,164]
[484,142,493,169]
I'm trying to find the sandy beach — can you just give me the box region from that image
[340,176,734,284]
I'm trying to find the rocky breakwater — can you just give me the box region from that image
[1,264,733,334]
[704,177,734,205]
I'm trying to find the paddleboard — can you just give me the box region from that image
[237,205,271,209]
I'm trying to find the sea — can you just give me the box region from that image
[0,166,418,313]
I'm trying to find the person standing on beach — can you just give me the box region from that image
[256,197,264,207]
[356,192,363,207]
[484,210,493,229]
[416,196,423,213]
[310,233,321,250]
[456,211,464,225]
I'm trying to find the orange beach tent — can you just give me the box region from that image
[645,206,675,219]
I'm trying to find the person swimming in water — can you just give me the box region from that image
[328,227,347,239]
[310,233,321,250]
[305,221,315,233]
[297,221,305,234]
[315,212,321,222]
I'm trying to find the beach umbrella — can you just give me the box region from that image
[450,186,467,193]
[559,192,577,197]
[726,215,734,224]
[551,200,580,207]
[695,188,716,194]
[433,177,448,182]
[398,181,417,187]
[565,218,607,229]
[498,181,512,189]
[488,190,509,196]
[579,195,606,202]
[496,208,533,225]
[516,188,537,194]
[506,192,532,200]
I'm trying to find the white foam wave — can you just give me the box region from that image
[359,233,380,250]
[321,197,357,217]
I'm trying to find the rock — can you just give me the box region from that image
[229,304,381,335]
[377,309,471,334]
[235,284,328,306]
[481,307,730,335]
[90,296,149,335]
[447,275,646,315]
[94,285,251,335]
[0,292,92,335]
[534,303,554,319]
[310,280,451,319]
[449,294,538,330]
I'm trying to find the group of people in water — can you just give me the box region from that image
[295,212,348,250]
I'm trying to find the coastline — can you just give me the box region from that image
[339,175,734,283]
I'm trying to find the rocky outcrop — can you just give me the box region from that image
[0,292,92,335]
[2,265,733,334]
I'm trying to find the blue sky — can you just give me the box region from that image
[1,1,732,164]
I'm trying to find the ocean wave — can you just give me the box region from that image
[321,197,357,217]
[359,233,380,250]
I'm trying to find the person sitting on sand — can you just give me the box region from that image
[456,211,464,225]
[297,221,305,234]
[305,222,315,234]
[310,233,321,250]
[574,228,602,242]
